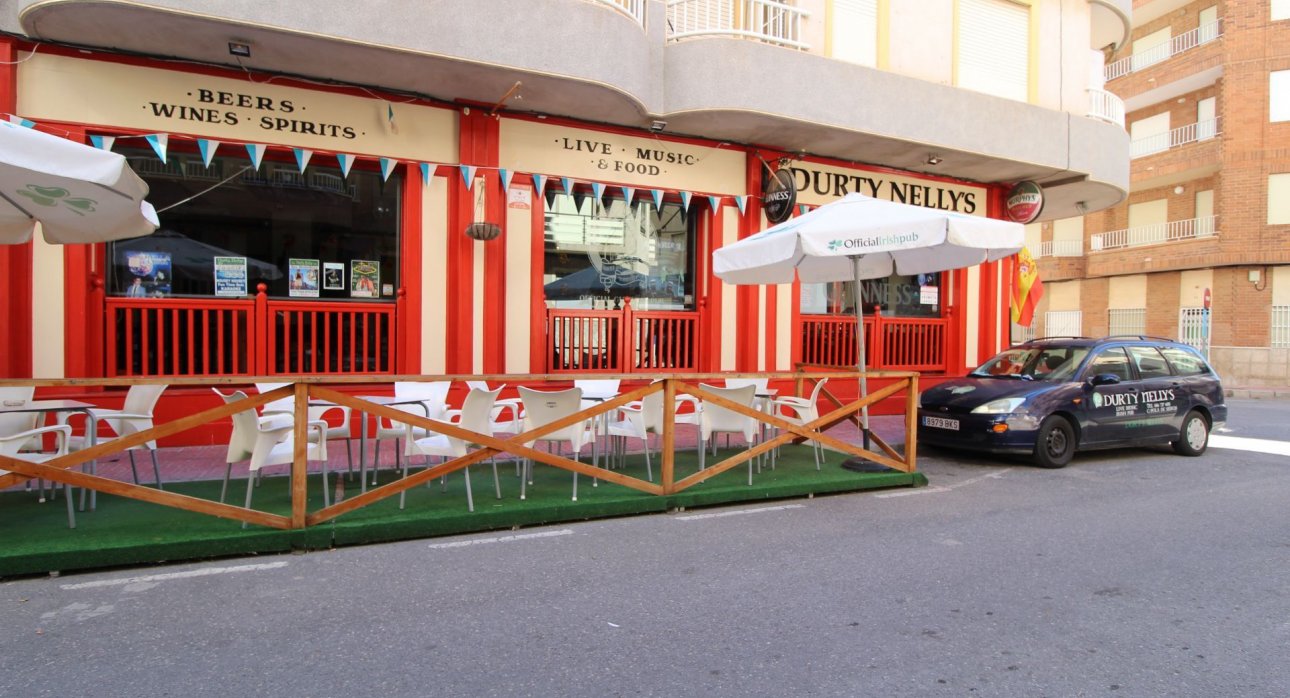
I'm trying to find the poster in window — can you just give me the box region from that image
[289,258,320,298]
[124,250,172,298]
[351,260,379,298]
[214,256,248,297]
[323,262,345,291]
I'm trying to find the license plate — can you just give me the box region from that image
[923,416,959,431]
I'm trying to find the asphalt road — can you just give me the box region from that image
[2,399,1286,697]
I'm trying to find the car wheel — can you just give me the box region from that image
[1033,415,1075,468]
[1173,410,1209,456]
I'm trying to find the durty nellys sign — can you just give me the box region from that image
[499,119,744,193]
[789,161,986,216]
[17,53,455,162]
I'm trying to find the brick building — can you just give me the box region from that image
[1026,0,1290,388]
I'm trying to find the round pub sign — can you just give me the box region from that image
[1005,181,1044,224]
[763,168,797,224]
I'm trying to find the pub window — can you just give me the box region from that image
[800,273,943,318]
[108,144,401,300]
[957,0,1031,103]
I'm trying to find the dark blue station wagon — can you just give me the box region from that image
[917,336,1227,468]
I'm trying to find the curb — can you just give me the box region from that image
[1224,388,1290,400]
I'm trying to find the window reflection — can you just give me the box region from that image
[800,273,942,317]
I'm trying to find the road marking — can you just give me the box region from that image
[1208,435,1290,457]
[673,504,805,520]
[875,469,1013,498]
[427,529,573,548]
[60,561,289,590]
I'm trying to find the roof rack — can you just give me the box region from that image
[1100,335,1177,342]
[1026,336,1091,342]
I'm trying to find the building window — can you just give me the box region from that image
[1108,308,1146,336]
[1131,26,1171,71]
[831,0,878,67]
[1270,174,1290,225]
[1274,0,1290,21]
[1273,306,1290,348]
[957,0,1031,103]
[1045,309,1082,337]
[800,273,943,318]
[110,145,401,300]
[542,192,694,310]
[1130,112,1171,157]
[1272,70,1290,122]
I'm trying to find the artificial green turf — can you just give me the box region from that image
[0,445,925,578]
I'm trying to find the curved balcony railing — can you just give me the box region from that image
[1091,215,1219,252]
[666,0,811,50]
[1087,88,1126,128]
[1106,19,1222,81]
[1130,117,1221,158]
[596,0,645,25]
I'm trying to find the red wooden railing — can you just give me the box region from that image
[266,300,394,374]
[547,301,700,373]
[800,310,947,372]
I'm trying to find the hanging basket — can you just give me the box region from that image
[464,222,501,241]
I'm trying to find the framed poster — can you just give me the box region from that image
[351,260,379,298]
[124,250,172,298]
[323,262,345,291]
[289,258,320,298]
[214,256,248,297]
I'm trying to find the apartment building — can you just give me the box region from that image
[1028,0,1290,388]
[0,0,1129,392]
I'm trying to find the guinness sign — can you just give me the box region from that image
[763,168,796,224]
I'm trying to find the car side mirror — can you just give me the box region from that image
[1087,373,1121,387]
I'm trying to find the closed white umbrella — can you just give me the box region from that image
[0,121,159,245]
[713,193,1024,455]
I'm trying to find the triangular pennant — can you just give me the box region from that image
[380,157,396,182]
[500,168,514,192]
[680,191,693,211]
[144,134,168,163]
[621,187,636,205]
[293,148,313,174]
[532,173,547,197]
[245,143,266,172]
[561,177,575,196]
[8,116,35,128]
[336,153,355,179]
[419,162,436,185]
[385,101,399,134]
[651,189,664,210]
[798,204,809,216]
[708,195,722,213]
[90,135,116,152]
[591,182,605,208]
[460,165,477,189]
[197,139,219,167]
[735,195,748,215]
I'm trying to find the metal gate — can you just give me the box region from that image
[1178,307,1211,358]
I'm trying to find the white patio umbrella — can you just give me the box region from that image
[0,121,159,245]
[713,193,1024,453]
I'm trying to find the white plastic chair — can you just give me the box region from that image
[770,378,830,469]
[372,380,452,477]
[67,384,167,489]
[0,422,76,528]
[257,382,355,478]
[401,387,501,511]
[517,387,593,501]
[697,384,760,484]
[215,389,331,528]
[0,386,46,498]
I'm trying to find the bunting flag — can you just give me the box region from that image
[293,148,313,174]
[651,189,664,210]
[90,135,116,152]
[419,162,435,185]
[245,143,267,172]
[145,134,168,163]
[500,168,514,192]
[532,173,548,197]
[708,195,722,214]
[591,182,605,208]
[460,165,477,189]
[336,153,355,179]
[385,101,399,134]
[197,139,219,166]
[1010,246,1044,328]
[380,157,396,182]
[798,204,810,216]
[8,116,35,128]
[735,195,748,215]
[680,191,693,211]
[621,186,636,205]
[561,177,575,196]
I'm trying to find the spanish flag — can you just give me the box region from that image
[1011,246,1043,327]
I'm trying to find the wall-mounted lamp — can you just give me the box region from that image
[925,154,943,166]
[1174,185,1185,195]
[649,120,667,133]
[228,41,251,57]
[1075,201,1088,214]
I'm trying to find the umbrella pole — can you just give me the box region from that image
[841,255,890,473]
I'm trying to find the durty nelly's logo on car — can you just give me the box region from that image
[14,184,97,216]
[1092,388,1177,409]
[826,232,920,252]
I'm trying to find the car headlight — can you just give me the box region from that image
[971,397,1026,414]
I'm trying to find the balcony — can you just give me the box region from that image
[1088,88,1126,128]
[1037,240,1083,258]
[1130,118,1221,158]
[1106,19,1222,82]
[666,0,811,50]
[1090,215,1218,252]
[596,0,645,25]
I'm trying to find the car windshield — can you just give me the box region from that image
[969,346,1090,381]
